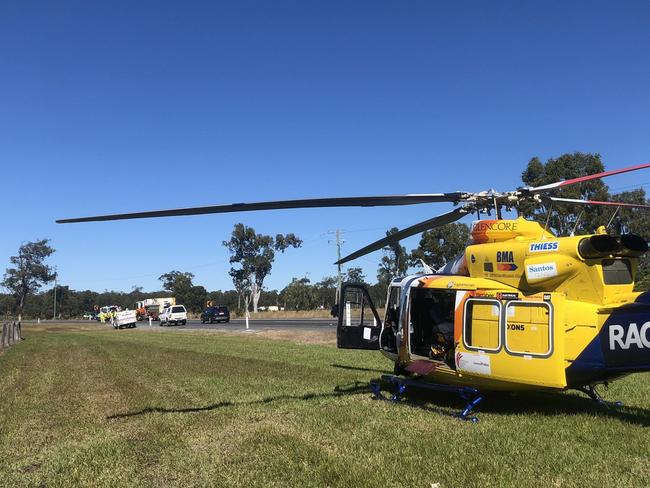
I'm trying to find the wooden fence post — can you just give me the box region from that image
[2,322,8,348]
[0,322,5,351]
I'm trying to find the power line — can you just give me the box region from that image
[608,181,650,193]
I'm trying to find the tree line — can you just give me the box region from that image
[0,267,381,319]
[3,153,650,319]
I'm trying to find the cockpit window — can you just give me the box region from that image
[602,259,632,285]
[385,287,400,326]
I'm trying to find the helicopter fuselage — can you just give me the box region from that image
[337,218,650,391]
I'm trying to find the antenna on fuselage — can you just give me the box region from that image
[606,206,622,230]
[541,203,553,238]
[420,259,435,274]
[492,195,502,219]
[570,210,584,236]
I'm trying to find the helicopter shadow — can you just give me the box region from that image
[107,377,649,427]
[330,363,393,374]
[373,380,650,427]
[106,381,372,420]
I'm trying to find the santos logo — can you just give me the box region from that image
[609,323,650,350]
[529,241,559,252]
[526,263,558,280]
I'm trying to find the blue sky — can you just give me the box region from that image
[2,1,650,293]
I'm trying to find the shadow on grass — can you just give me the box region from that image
[375,382,650,426]
[108,376,650,426]
[330,363,392,374]
[106,381,371,420]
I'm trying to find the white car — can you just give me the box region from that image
[159,305,187,326]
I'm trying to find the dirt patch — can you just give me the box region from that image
[254,328,335,345]
[21,321,336,345]
[147,326,336,345]
[22,322,110,333]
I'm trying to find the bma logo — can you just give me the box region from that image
[609,322,650,350]
[496,251,514,262]
[529,241,559,252]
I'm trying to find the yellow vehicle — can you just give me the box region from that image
[58,163,650,419]
[336,217,649,399]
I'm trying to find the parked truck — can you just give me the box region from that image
[135,297,176,321]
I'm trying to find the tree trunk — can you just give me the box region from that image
[243,295,251,317]
[18,294,24,324]
[251,282,262,314]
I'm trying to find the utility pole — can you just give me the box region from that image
[327,230,345,302]
[52,266,58,320]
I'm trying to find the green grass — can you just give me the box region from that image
[0,325,648,487]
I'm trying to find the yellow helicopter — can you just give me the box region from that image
[58,163,650,420]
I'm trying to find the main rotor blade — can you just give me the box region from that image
[56,193,467,223]
[336,206,469,265]
[547,196,650,209]
[528,163,650,193]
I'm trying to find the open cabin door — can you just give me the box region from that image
[337,283,383,350]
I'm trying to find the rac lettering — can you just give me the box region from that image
[608,322,650,350]
[529,241,559,252]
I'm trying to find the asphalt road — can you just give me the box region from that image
[163,318,336,331]
[29,318,337,332]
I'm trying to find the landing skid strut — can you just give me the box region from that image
[369,374,483,422]
[575,383,623,409]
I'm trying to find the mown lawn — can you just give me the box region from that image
[0,324,648,487]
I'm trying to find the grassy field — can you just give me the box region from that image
[0,324,648,487]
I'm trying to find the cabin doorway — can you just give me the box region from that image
[409,288,456,366]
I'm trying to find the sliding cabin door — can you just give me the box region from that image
[456,292,565,388]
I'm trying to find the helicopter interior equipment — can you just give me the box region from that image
[58,162,650,420]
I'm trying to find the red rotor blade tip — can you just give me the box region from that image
[531,163,650,192]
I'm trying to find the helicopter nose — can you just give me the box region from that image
[566,295,650,387]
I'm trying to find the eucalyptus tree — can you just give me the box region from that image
[223,223,302,313]
[2,239,56,320]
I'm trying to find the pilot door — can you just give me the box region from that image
[337,283,383,350]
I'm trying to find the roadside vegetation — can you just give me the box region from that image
[0,323,648,487]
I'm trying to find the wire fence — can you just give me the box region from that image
[0,320,22,352]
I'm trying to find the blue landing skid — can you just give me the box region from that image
[369,374,483,422]
[575,384,623,409]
